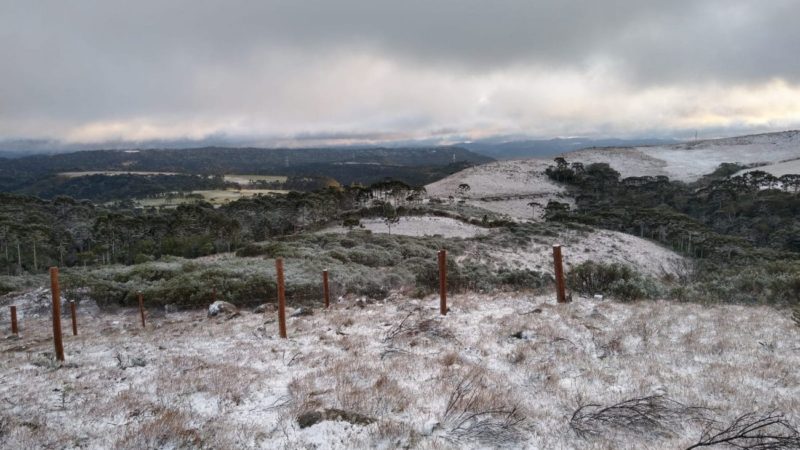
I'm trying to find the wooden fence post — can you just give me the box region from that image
[50,267,65,362]
[70,301,78,336]
[10,306,18,336]
[553,245,567,303]
[323,269,330,309]
[138,292,146,328]
[439,250,447,315]
[276,258,287,338]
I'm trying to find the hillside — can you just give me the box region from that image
[425,130,800,223]
[425,159,572,221]
[459,137,678,160]
[564,130,800,182]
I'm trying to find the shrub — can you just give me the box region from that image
[567,261,659,301]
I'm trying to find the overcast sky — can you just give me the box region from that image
[1,0,799,146]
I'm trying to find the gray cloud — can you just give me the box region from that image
[0,0,798,143]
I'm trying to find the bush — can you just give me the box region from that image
[567,261,660,301]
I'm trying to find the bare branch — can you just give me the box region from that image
[687,411,800,449]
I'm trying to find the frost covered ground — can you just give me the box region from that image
[736,158,800,177]
[564,130,800,182]
[1,293,798,449]
[321,217,490,239]
[474,228,687,279]
[425,159,573,221]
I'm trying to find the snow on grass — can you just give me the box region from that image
[426,159,562,199]
[735,157,800,177]
[321,216,490,238]
[425,159,572,220]
[564,130,800,182]
[477,228,688,279]
[1,294,797,449]
[563,147,669,179]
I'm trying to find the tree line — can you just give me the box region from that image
[0,180,427,275]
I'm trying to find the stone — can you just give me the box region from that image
[207,301,239,318]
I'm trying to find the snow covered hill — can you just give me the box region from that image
[425,130,800,221]
[425,159,572,221]
[565,130,800,182]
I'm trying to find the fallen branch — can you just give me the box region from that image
[570,394,709,439]
[686,411,800,449]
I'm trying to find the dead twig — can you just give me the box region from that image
[570,394,710,440]
[686,410,800,449]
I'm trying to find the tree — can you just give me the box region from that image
[381,202,400,234]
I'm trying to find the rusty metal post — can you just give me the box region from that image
[553,245,567,303]
[276,258,287,338]
[70,301,78,336]
[439,250,447,315]
[10,306,18,335]
[323,269,330,308]
[50,267,65,362]
[138,292,146,328]
[212,286,217,302]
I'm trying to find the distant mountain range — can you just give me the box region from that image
[0,135,681,160]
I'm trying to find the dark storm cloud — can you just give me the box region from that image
[0,0,798,142]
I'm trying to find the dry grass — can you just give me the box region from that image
[0,294,798,449]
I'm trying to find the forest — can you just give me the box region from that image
[0,146,490,197]
[0,180,431,277]
[544,158,800,304]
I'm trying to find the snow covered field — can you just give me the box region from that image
[321,217,490,239]
[1,294,798,449]
[564,130,800,182]
[476,229,687,279]
[736,158,800,177]
[425,159,572,221]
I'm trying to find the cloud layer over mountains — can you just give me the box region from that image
[1,0,799,145]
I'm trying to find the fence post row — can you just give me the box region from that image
[10,306,18,336]
[439,250,447,315]
[553,245,567,303]
[50,267,65,362]
[26,249,568,348]
[276,258,287,339]
[323,269,330,309]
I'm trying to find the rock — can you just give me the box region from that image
[297,409,375,429]
[593,294,604,301]
[253,304,268,314]
[164,304,178,313]
[207,301,239,318]
[290,307,313,318]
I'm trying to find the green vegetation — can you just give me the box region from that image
[59,230,550,309]
[545,158,800,305]
[0,146,491,199]
[567,261,662,302]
